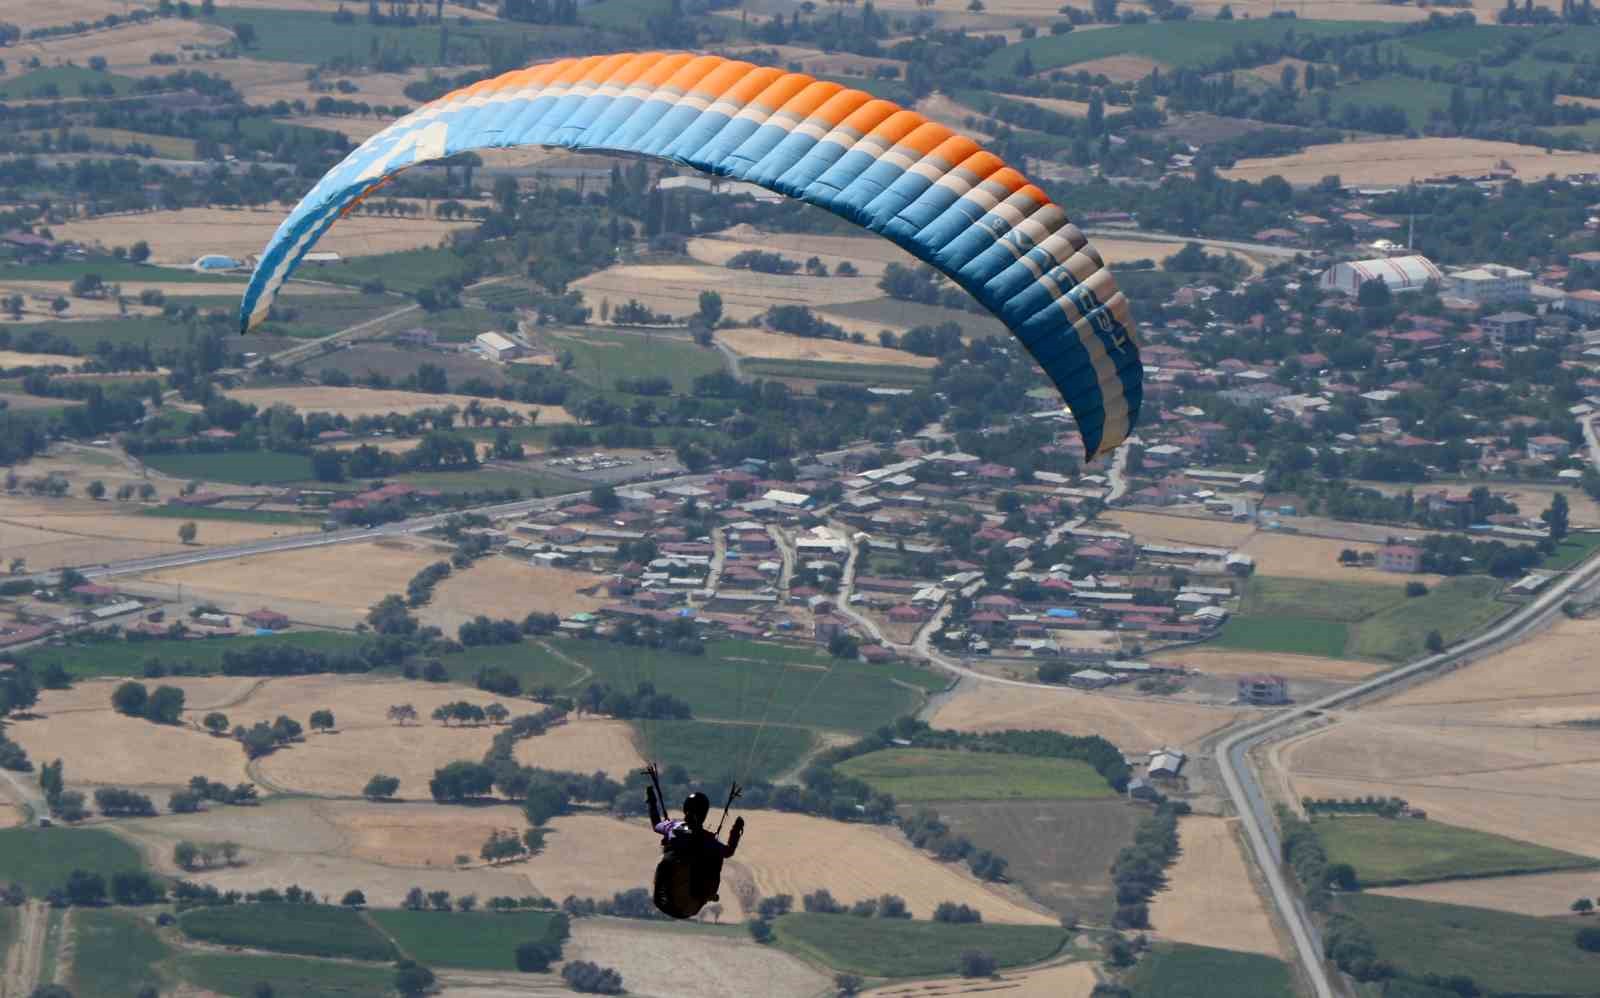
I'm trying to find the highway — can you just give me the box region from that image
[1215,546,1600,998]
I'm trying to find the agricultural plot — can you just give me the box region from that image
[139,449,316,484]
[773,913,1069,977]
[818,298,1009,340]
[740,357,934,388]
[305,343,506,386]
[211,6,545,64]
[0,827,146,897]
[21,632,369,680]
[1314,816,1598,887]
[715,328,936,369]
[9,704,252,791]
[931,681,1241,755]
[1125,942,1296,998]
[1346,576,1505,661]
[636,719,813,786]
[18,16,232,73]
[1235,533,1442,586]
[369,910,567,970]
[174,953,393,998]
[1372,869,1600,918]
[565,919,829,998]
[50,207,471,266]
[988,19,1376,75]
[934,800,1140,922]
[837,748,1115,802]
[1340,893,1600,996]
[179,903,398,961]
[543,326,727,394]
[573,263,881,325]
[422,557,609,632]
[1221,136,1600,187]
[309,247,479,296]
[1148,818,1283,958]
[688,225,916,278]
[1158,648,1381,684]
[224,386,572,423]
[67,909,169,998]
[862,959,1098,998]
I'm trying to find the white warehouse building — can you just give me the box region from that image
[475,331,523,362]
[1318,255,1442,296]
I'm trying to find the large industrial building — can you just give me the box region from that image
[1446,263,1532,305]
[475,331,523,362]
[1318,255,1443,296]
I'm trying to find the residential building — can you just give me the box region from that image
[1481,311,1538,348]
[1377,544,1422,573]
[1237,674,1289,705]
[244,608,290,630]
[1447,264,1532,305]
[1318,255,1442,296]
[1527,434,1572,460]
[1068,668,1116,689]
[1568,289,1600,322]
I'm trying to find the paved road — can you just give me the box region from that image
[1082,227,1309,260]
[1216,548,1600,998]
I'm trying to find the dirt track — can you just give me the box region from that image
[2,901,50,998]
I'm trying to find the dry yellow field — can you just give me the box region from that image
[19,18,232,73]
[1371,870,1600,917]
[4,0,154,31]
[1487,483,1600,528]
[1093,237,1264,275]
[1284,617,1600,857]
[1156,647,1381,683]
[1148,817,1283,957]
[136,539,441,627]
[734,812,1061,925]
[915,94,999,140]
[1221,138,1600,186]
[294,115,393,142]
[0,804,22,829]
[37,676,262,715]
[9,708,250,791]
[515,718,642,778]
[422,557,608,630]
[53,207,472,265]
[1011,94,1092,117]
[1237,533,1445,586]
[1048,54,1164,82]
[1559,94,1600,110]
[574,263,881,325]
[566,920,830,998]
[224,386,572,422]
[520,813,668,907]
[865,960,1098,998]
[337,803,530,867]
[715,328,938,368]
[688,231,906,279]
[1106,510,1256,548]
[0,496,308,571]
[0,284,150,321]
[0,351,85,369]
[933,682,1240,755]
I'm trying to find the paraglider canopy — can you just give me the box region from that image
[239,51,1143,458]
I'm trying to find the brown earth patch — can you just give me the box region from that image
[223,386,572,422]
[1370,869,1600,917]
[865,959,1098,998]
[1105,510,1256,548]
[933,682,1240,755]
[1148,816,1284,957]
[1237,533,1447,586]
[1154,648,1382,684]
[7,708,250,793]
[421,556,609,632]
[573,264,881,325]
[1220,138,1600,187]
[714,328,937,368]
[565,919,830,998]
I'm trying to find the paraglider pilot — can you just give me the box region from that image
[644,763,744,918]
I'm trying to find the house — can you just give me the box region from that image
[244,608,290,630]
[1148,749,1186,778]
[1377,544,1422,574]
[1481,311,1538,348]
[1319,255,1442,296]
[1568,289,1600,322]
[813,612,847,643]
[1068,668,1116,689]
[1237,673,1289,705]
[1527,435,1572,460]
[475,331,523,362]
[859,644,897,663]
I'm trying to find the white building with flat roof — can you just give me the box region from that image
[475,331,523,362]
[1319,255,1442,296]
[1447,264,1532,306]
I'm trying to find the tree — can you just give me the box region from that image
[145,686,185,724]
[394,961,436,998]
[1577,926,1600,952]
[177,521,198,545]
[364,774,400,800]
[342,889,367,908]
[428,890,452,911]
[403,886,427,910]
[309,709,336,733]
[835,974,863,996]
[387,704,418,725]
[1543,493,1570,542]
[485,702,510,725]
[203,712,230,735]
[111,681,149,717]
[959,950,997,978]
[696,290,723,329]
[1572,897,1594,915]
[1425,630,1444,654]
[86,480,105,500]
[516,939,561,972]
[168,790,203,814]
[65,869,108,905]
[748,919,773,943]
[174,841,200,870]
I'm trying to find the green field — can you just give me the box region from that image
[0,827,146,896]
[819,299,1008,340]
[22,630,369,679]
[1342,893,1600,995]
[639,719,816,785]
[175,953,393,997]
[837,748,1115,802]
[773,913,1070,977]
[1315,817,1598,886]
[580,0,674,30]
[138,504,322,526]
[551,327,727,394]
[0,259,236,284]
[740,358,933,387]
[1346,576,1505,662]
[70,909,171,998]
[1214,616,1351,658]
[213,8,551,66]
[1308,77,1462,130]
[988,19,1379,75]
[140,450,317,485]
[179,904,398,961]
[1238,577,1397,622]
[3,317,203,351]
[1542,532,1600,571]
[1127,942,1295,998]
[248,292,406,340]
[433,640,585,688]
[28,126,200,160]
[309,246,476,294]
[369,910,567,970]
[0,65,139,100]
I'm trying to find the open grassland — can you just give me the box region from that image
[934,800,1139,922]
[136,539,443,629]
[422,556,608,631]
[1148,817,1283,958]
[68,909,169,998]
[9,701,252,791]
[1342,893,1600,995]
[1221,137,1600,187]
[179,903,398,961]
[715,327,937,369]
[50,207,471,265]
[139,449,315,484]
[369,910,566,970]
[544,326,727,393]
[774,913,1069,977]
[430,640,582,689]
[175,952,393,998]
[1215,615,1350,658]
[735,811,1058,926]
[1236,533,1443,586]
[566,918,830,998]
[1314,816,1599,887]
[224,386,572,423]
[1285,615,1600,858]
[20,632,367,680]
[573,263,881,325]
[837,748,1115,802]
[0,827,145,896]
[1372,869,1600,917]
[309,246,477,296]
[1347,576,1505,661]
[1125,942,1296,998]
[932,681,1241,755]
[635,720,812,786]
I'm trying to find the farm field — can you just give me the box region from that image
[862,958,1098,998]
[539,325,726,394]
[818,297,1009,340]
[224,386,573,422]
[1340,893,1600,995]
[1235,533,1444,586]
[9,701,252,791]
[773,913,1069,977]
[1371,869,1600,917]
[1221,137,1600,186]
[0,350,86,369]
[988,19,1378,75]
[1156,647,1382,683]
[931,681,1241,755]
[5,0,158,30]
[934,800,1141,922]
[732,811,1059,926]
[51,207,471,265]
[178,902,398,961]
[1214,615,1349,658]
[135,539,444,628]
[368,909,567,970]
[715,328,937,369]
[17,17,232,73]
[306,343,509,386]
[1315,816,1598,886]
[739,356,932,387]
[1284,615,1600,857]
[1148,817,1283,958]
[565,918,830,998]
[1346,576,1506,662]
[836,748,1115,802]
[331,802,531,868]
[0,827,146,897]
[422,556,609,631]
[637,719,814,786]
[573,262,882,325]
[173,952,394,998]
[20,632,369,680]
[688,226,917,278]
[1124,942,1296,998]
[1104,510,1253,548]
[67,909,169,998]
[138,449,317,484]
